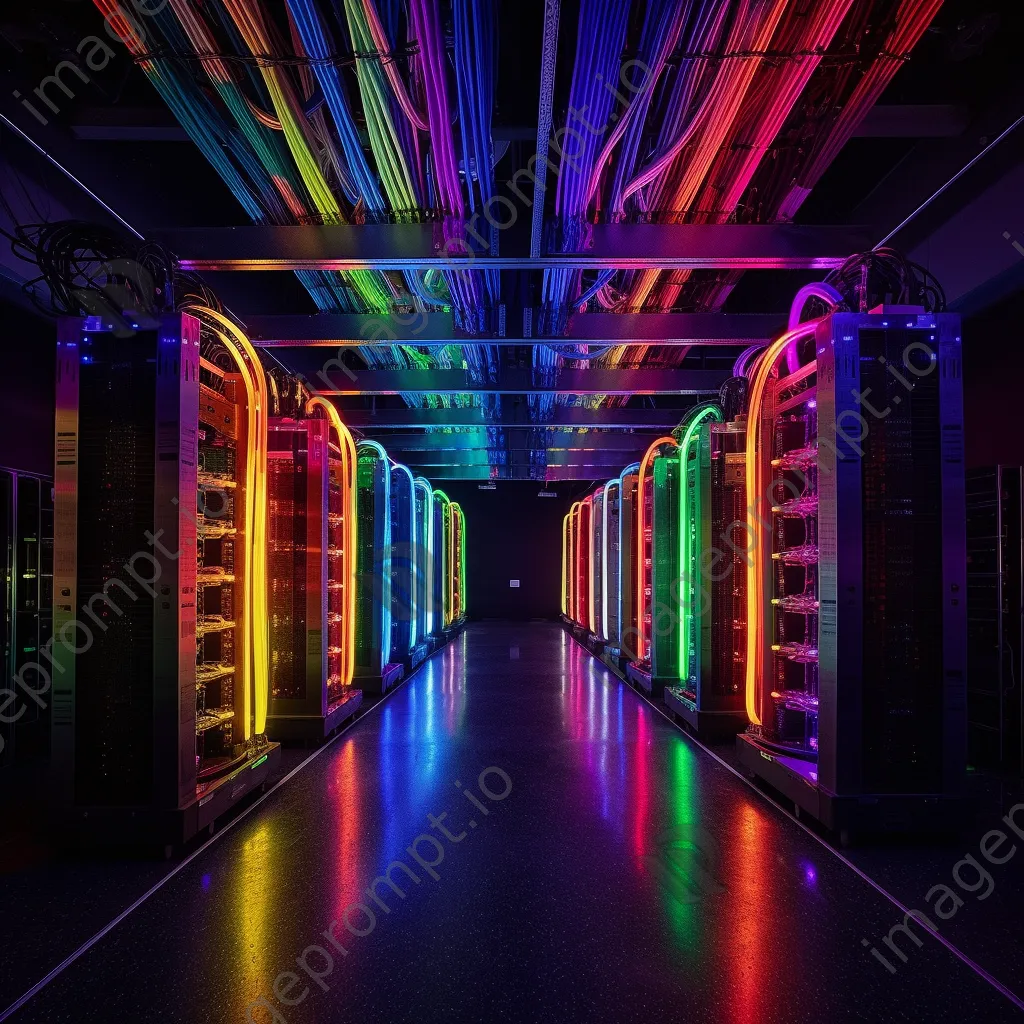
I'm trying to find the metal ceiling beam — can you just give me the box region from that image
[396,449,634,468]
[365,431,663,451]
[289,366,727,395]
[338,407,690,428]
[69,103,968,143]
[397,466,624,481]
[245,311,781,345]
[162,224,869,271]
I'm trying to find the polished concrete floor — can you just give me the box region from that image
[4,623,1023,1023]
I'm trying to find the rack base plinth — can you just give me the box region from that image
[736,733,973,836]
[409,641,430,669]
[56,742,281,850]
[266,690,364,744]
[625,662,677,698]
[356,661,405,695]
[664,687,748,740]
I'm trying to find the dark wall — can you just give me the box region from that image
[440,481,584,620]
[962,289,1024,470]
[0,299,55,477]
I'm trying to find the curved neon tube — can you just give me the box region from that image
[451,503,466,619]
[744,317,825,726]
[305,395,358,688]
[187,305,269,738]
[786,282,842,372]
[414,478,435,637]
[390,460,418,650]
[358,441,392,671]
[581,495,594,634]
[677,406,722,682]
[433,490,452,626]
[565,512,573,614]
[569,501,582,626]
[617,463,639,649]
[601,479,619,640]
[636,437,679,663]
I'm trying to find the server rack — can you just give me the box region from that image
[390,461,421,665]
[601,479,621,648]
[0,468,53,768]
[966,466,1023,773]
[627,438,678,695]
[450,502,466,624]
[433,490,451,632]
[617,463,640,666]
[354,441,402,693]
[576,497,592,633]
[413,478,436,651]
[265,393,362,743]
[591,487,605,644]
[737,310,968,834]
[665,411,750,738]
[52,313,278,845]
[561,509,573,621]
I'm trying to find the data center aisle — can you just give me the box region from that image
[9,623,1020,1023]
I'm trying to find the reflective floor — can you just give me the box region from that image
[6,623,1023,1023]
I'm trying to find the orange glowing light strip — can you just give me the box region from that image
[188,306,269,738]
[305,395,358,688]
[743,318,823,726]
[636,437,679,662]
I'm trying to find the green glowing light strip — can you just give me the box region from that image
[677,405,722,682]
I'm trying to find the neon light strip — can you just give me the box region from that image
[358,441,392,671]
[390,460,418,650]
[433,489,452,626]
[568,501,582,625]
[414,478,434,637]
[744,318,824,725]
[617,463,639,647]
[561,512,571,616]
[601,479,619,641]
[636,437,679,663]
[581,495,594,634]
[188,306,269,738]
[305,396,358,688]
[451,503,466,619]
[677,406,722,682]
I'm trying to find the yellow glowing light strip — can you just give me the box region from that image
[188,306,269,738]
[305,396,358,688]
[743,318,824,726]
[433,489,452,626]
[636,437,679,662]
[451,503,465,619]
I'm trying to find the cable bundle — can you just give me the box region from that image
[90,0,504,414]
[3,219,221,323]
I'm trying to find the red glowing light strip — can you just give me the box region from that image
[636,436,679,663]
